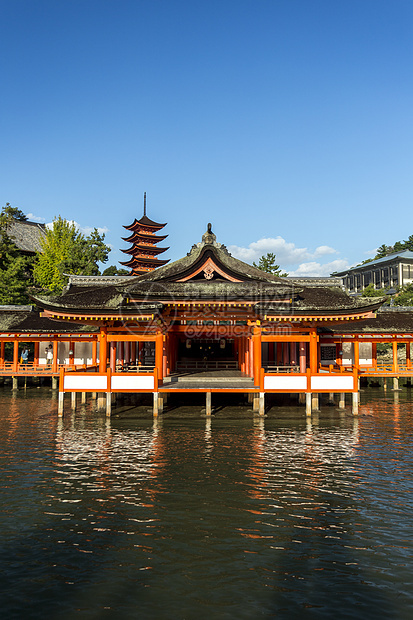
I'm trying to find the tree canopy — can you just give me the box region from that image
[393,283,413,307]
[102,265,129,276]
[0,204,33,304]
[362,234,413,263]
[253,252,288,277]
[34,216,111,292]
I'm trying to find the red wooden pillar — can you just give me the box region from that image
[290,342,297,366]
[163,334,168,376]
[406,342,411,368]
[299,342,306,373]
[124,341,130,366]
[92,339,97,366]
[309,328,318,374]
[13,340,19,372]
[249,337,254,377]
[52,340,58,373]
[0,341,4,368]
[276,342,283,365]
[110,341,116,371]
[353,339,360,371]
[283,342,289,366]
[392,341,398,373]
[131,341,137,365]
[269,342,275,364]
[336,343,342,367]
[99,327,107,373]
[69,340,74,366]
[252,327,262,385]
[155,332,164,382]
[34,342,39,368]
[372,342,377,369]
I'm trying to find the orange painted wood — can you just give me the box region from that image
[52,341,58,373]
[99,328,107,373]
[155,332,163,382]
[252,328,262,386]
[393,341,398,373]
[13,340,18,372]
[353,340,359,371]
[372,343,377,369]
[106,334,157,342]
[261,335,311,342]
[92,340,97,366]
[309,328,318,374]
[299,342,306,373]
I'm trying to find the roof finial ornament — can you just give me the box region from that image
[143,192,147,216]
[201,222,217,246]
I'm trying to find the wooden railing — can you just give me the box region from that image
[114,364,155,373]
[319,363,413,375]
[0,361,99,374]
[264,365,301,374]
[176,360,238,370]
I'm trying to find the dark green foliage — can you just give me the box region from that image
[0,204,32,304]
[366,235,413,262]
[393,283,413,307]
[253,252,287,277]
[375,244,392,259]
[102,265,129,276]
[361,284,388,299]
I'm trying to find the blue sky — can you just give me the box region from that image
[1,0,412,276]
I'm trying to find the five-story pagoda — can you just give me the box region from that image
[120,193,169,275]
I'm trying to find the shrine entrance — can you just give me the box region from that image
[176,337,238,371]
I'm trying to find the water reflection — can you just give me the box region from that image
[0,389,411,618]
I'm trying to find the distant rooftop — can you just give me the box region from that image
[286,276,343,288]
[335,250,413,275]
[6,219,46,253]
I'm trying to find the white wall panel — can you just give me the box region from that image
[111,375,155,391]
[64,375,107,390]
[311,375,354,391]
[264,376,307,390]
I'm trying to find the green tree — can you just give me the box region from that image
[102,265,129,276]
[0,204,32,303]
[361,283,388,298]
[34,216,111,292]
[393,283,413,307]
[253,252,288,277]
[375,244,392,259]
[403,235,413,252]
[393,240,404,252]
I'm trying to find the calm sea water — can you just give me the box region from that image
[0,387,412,619]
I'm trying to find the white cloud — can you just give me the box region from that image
[26,213,46,223]
[228,236,346,277]
[45,219,109,237]
[313,245,337,257]
[288,259,350,277]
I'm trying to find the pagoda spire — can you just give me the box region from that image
[120,193,169,276]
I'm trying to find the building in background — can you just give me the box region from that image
[334,251,413,295]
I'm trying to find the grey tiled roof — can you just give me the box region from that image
[335,250,413,275]
[6,219,46,253]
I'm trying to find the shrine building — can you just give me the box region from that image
[30,222,394,417]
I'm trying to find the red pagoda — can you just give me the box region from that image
[120,193,169,276]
